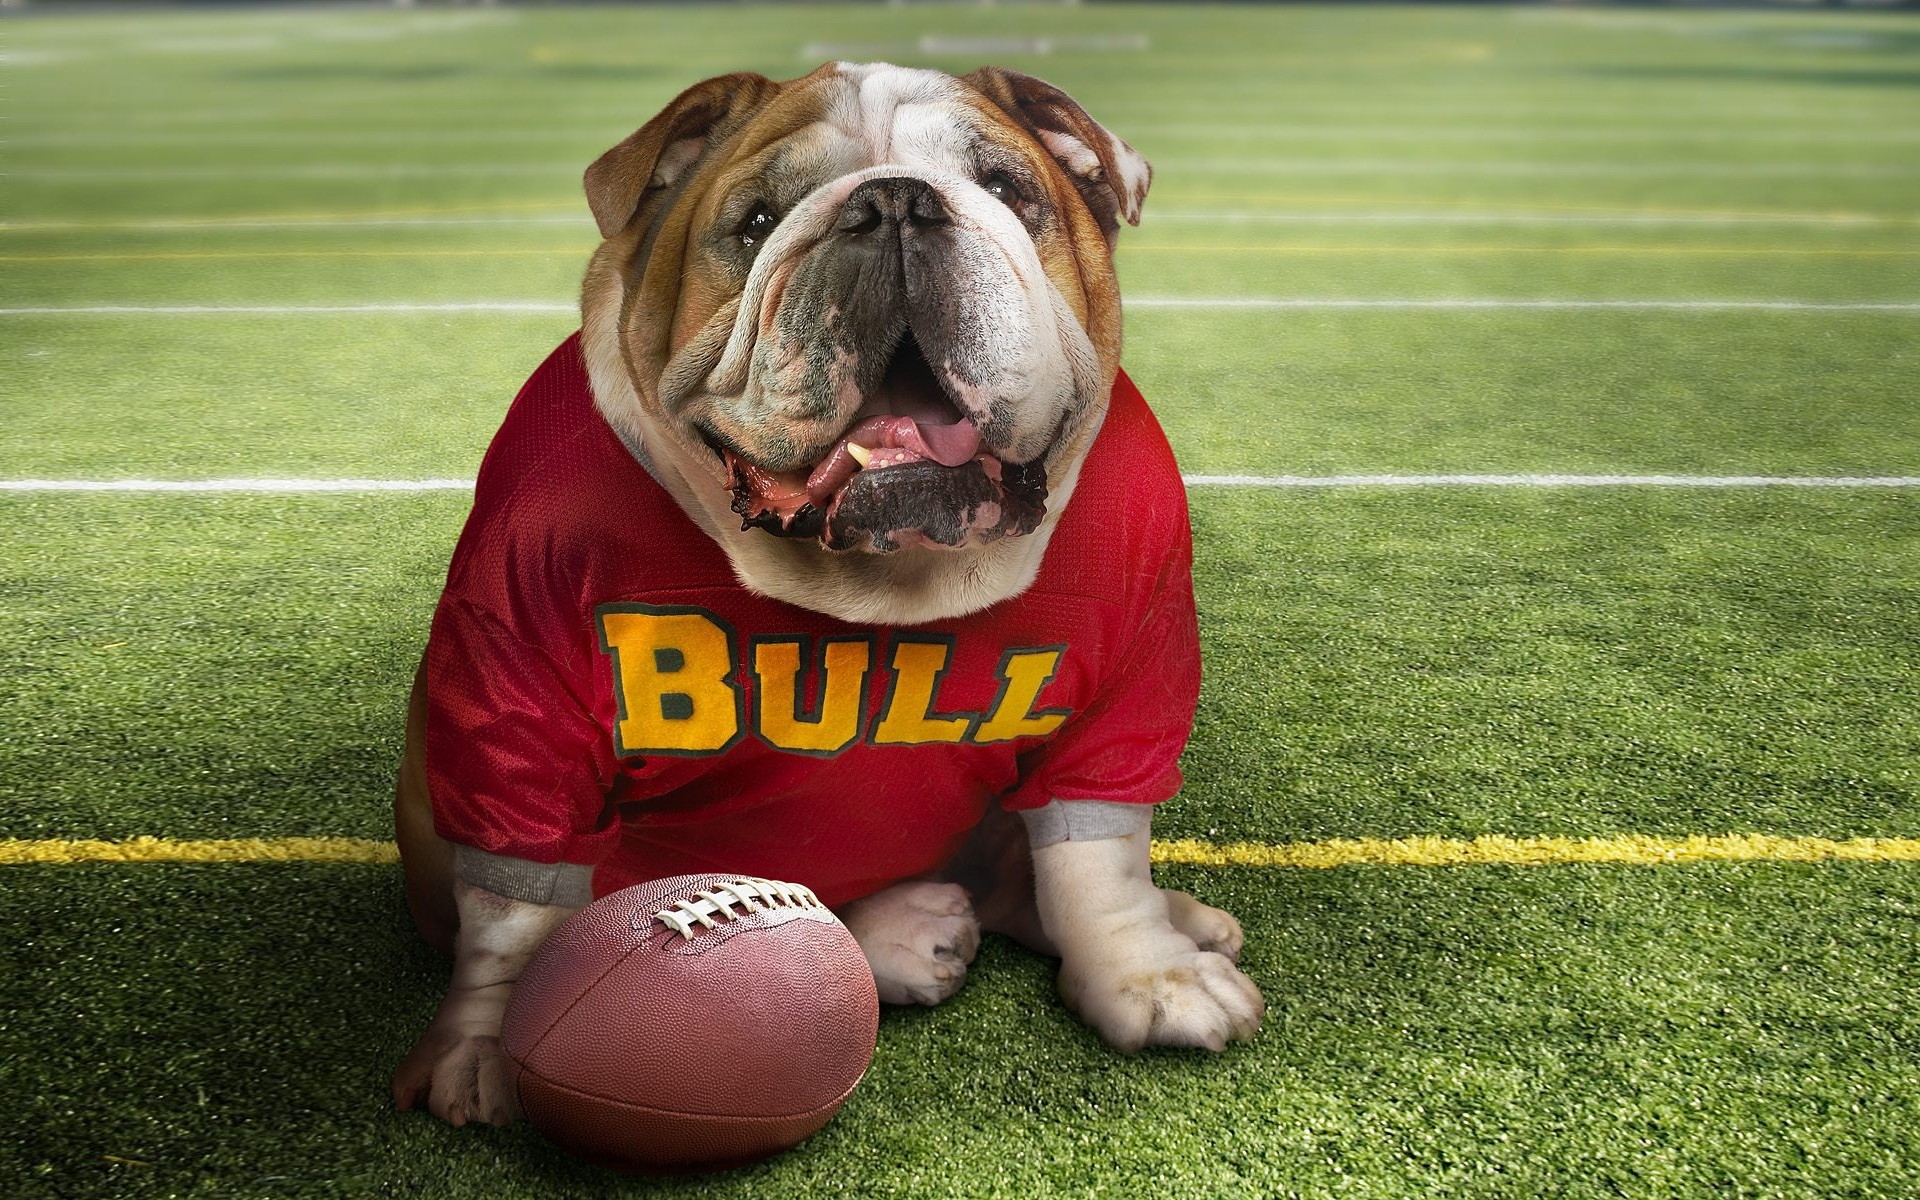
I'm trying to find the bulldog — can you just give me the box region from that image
[392,61,1264,1128]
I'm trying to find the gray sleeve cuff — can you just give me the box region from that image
[1019,799,1154,849]
[453,844,596,908]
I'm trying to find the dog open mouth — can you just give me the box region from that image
[717,333,1049,552]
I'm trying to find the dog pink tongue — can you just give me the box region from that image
[852,415,981,466]
[803,416,982,503]
[899,418,983,466]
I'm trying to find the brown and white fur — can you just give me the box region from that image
[393,62,1262,1128]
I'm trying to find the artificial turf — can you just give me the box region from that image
[3,4,1918,1198]
[2,489,1916,848]
[8,862,1918,1199]
[6,309,1920,478]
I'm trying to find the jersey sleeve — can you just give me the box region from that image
[1000,535,1202,812]
[423,583,624,869]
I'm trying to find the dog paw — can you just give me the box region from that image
[393,1024,522,1127]
[837,881,982,1006]
[1161,888,1245,962]
[1060,930,1264,1054]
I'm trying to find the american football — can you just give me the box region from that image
[499,874,879,1173]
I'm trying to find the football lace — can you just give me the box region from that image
[653,877,826,940]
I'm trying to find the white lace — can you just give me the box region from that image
[653,877,826,940]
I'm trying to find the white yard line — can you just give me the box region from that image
[12,164,577,181]
[0,479,475,493]
[0,215,588,232]
[1183,475,1920,489]
[1148,210,1914,227]
[41,100,1910,125]
[8,208,1909,233]
[4,476,1916,495]
[1127,298,1920,312]
[1125,123,1920,144]
[15,158,1917,182]
[6,299,1919,317]
[0,303,577,315]
[15,124,1920,147]
[2,131,620,146]
[1164,158,1920,178]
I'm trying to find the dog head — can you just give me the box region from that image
[579,62,1149,625]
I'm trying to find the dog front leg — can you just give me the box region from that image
[1027,805,1264,1053]
[392,852,589,1126]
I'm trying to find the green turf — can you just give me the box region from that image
[0,314,577,478]
[5,862,1918,1199]
[2,490,1915,846]
[5,4,1920,1198]
[7,309,1918,478]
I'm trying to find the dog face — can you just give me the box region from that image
[579,62,1149,624]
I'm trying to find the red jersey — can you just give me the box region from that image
[425,334,1199,907]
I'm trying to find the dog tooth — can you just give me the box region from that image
[846,443,872,468]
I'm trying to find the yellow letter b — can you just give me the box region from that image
[596,605,742,756]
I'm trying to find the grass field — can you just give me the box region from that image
[4,4,1919,1197]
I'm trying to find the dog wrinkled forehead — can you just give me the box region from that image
[726,65,996,203]
[822,62,978,159]
[807,62,1048,182]
[585,61,1147,244]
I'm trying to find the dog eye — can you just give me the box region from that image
[737,204,779,248]
[981,172,1020,208]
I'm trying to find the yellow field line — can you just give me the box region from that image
[1152,834,1920,868]
[1156,192,1920,223]
[0,836,401,864]
[4,834,1917,869]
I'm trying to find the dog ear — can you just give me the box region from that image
[584,72,781,239]
[963,66,1151,242]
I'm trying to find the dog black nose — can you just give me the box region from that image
[837,177,949,237]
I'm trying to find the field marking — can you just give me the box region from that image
[1169,158,1920,178]
[2,215,588,233]
[12,245,1919,265]
[7,299,1920,317]
[6,476,1916,495]
[1128,298,1920,312]
[1153,210,1919,228]
[1163,192,1920,220]
[1182,475,1920,489]
[0,303,575,316]
[1,200,581,231]
[1126,122,1920,145]
[12,164,578,181]
[18,124,1920,148]
[9,209,1914,233]
[1,130,616,148]
[5,834,1917,870]
[0,249,574,264]
[35,100,1912,125]
[1122,246,1920,259]
[17,159,1920,183]
[1151,834,1920,870]
[4,11,514,63]
[0,837,402,865]
[5,195,1910,232]
[0,479,476,493]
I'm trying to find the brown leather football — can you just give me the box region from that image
[500,873,879,1173]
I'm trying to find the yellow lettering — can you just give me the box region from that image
[596,607,741,755]
[753,638,870,754]
[973,648,1071,743]
[871,638,973,745]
